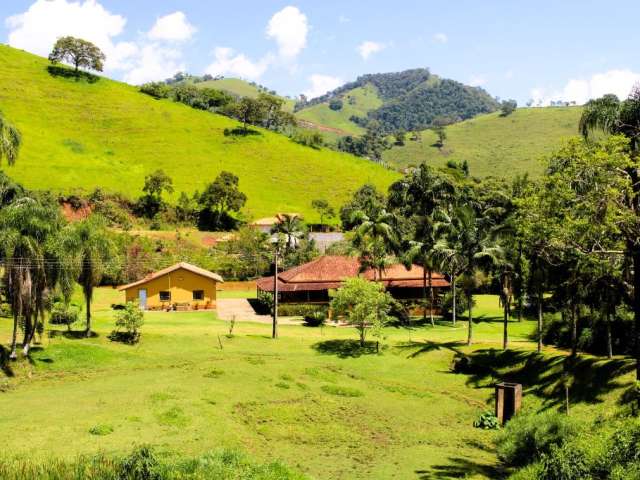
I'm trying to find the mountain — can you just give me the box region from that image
[0,45,396,221]
[383,106,584,177]
[295,68,500,135]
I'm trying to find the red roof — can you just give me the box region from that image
[256,256,449,292]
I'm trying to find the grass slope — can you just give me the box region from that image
[296,84,383,136]
[195,77,296,111]
[383,107,584,177]
[0,45,396,221]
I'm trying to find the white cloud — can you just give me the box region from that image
[266,6,308,60]
[530,69,640,106]
[303,74,343,99]
[357,41,385,60]
[468,74,487,87]
[205,47,271,80]
[433,33,448,44]
[5,0,136,70]
[123,45,185,85]
[148,11,196,42]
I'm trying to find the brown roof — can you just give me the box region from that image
[250,213,302,227]
[118,262,224,291]
[255,256,449,292]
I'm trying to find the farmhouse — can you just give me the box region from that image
[256,255,449,305]
[118,262,223,311]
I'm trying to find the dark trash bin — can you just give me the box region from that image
[495,382,522,424]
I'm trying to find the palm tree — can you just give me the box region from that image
[352,209,398,281]
[271,213,304,253]
[434,205,501,345]
[0,113,21,166]
[61,215,114,337]
[403,237,438,326]
[0,197,64,357]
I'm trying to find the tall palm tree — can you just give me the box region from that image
[61,215,114,337]
[271,213,304,253]
[580,88,640,376]
[352,209,398,281]
[0,197,64,357]
[0,113,21,166]
[434,205,501,345]
[403,237,438,326]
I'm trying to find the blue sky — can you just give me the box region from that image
[2,0,640,104]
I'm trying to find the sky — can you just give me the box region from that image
[2,0,640,105]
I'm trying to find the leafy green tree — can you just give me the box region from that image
[48,36,105,72]
[331,277,394,346]
[231,97,266,133]
[352,209,398,281]
[175,191,198,224]
[0,112,21,166]
[62,215,115,337]
[258,93,296,131]
[137,169,173,218]
[198,171,247,230]
[500,99,517,116]
[340,184,385,231]
[433,125,447,148]
[394,130,406,146]
[311,199,335,225]
[112,301,144,344]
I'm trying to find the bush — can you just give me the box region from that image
[303,310,326,327]
[291,130,324,149]
[0,303,11,318]
[539,442,592,480]
[110,301,144,344]
[49,301,81,329]
[441,290,472,320]
[474,411,500,430]
[139,82,171,99]
[496,410,581,468]
[329,98,343,111]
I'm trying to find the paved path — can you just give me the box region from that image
[216,298,302,325]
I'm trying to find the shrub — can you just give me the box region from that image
[303,310,326,327]
[321,384,364,397]
[0,303,11,318]
[329,98,343,111]
[539,442,592,480]
[441,290,472,320]
[474,411,500,430]
[139,82,171,99]
[110,301,144,344]
[496,410,581,468]
[89,424,114,436]
[49,301,81,329]
[291,130,324,149]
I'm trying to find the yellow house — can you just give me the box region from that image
[118,262,224,311]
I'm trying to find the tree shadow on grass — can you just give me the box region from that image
[459,348,634,410]
[312,339,378,358]
[223,127,261,137]
[47,65,99,83]
[395,340,464,359]
[48,329,99,340]
[0,345,14,377]
[415,457,507,479]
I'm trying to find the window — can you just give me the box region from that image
[159,291,171,302]
[193,290,204,301]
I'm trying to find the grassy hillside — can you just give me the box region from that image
[295,84,383,136]
[383,107,584,177]
[195,77,296,111]
[0,45,396,221]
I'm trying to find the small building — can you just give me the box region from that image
[249,213,302,234]
[256,255,449,306]
[118,262,224,311]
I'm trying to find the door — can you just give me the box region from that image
[138,289,147,309]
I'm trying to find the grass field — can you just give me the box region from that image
[0,45,396,222]
[383,107,584,177]
[296,84,383,136]
[194,78,296,112]
[0,289,633,479]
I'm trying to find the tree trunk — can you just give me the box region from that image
[503,294,509,350]
[272,249,278,339]
[634,248,640,380]
[22,314,36,356]
[422,267,427,322]
[571,303,578,357]
[85,289,92,337]
[606,310,613,359]
[467,291,473,346]
[452,276,457,327]
[428,270,434,327]
[9,313,18,360]
[537,289,543,353]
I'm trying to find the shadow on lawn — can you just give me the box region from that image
[416,457,506,479]
[0,345,14,377]
[459,348,634,410]
[47,65,99,83]
[395,340,464,358]
[312,339,378,358]
[48,329,99,340]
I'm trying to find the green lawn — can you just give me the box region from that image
[0,45,396,222]
[0,291,632,479]
[383,107,584,177]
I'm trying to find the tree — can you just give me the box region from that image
[0,196,66,357]
[394,130,407,146]
[48,36,106,73]
[112,301,144,344]
[311,199,335,226]
[352,209,398,281]
[271,214,305,253]
[232,97,266,132]
[138,169,173,218]
[331,277,394,346]
[0,112,21,166]
[198,171,247,230]
[257,93,296,131]
[62,215,115,337]
[340,184,386,231]
[329,99,343,111]
[500,99,517,117]
[433,125,447,148]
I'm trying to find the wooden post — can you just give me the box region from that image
[272,246,279,339]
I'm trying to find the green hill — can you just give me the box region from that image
[194,77,296,112]
[0,45,397,221]
[383,107,584,177]
[295,69,499,136]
